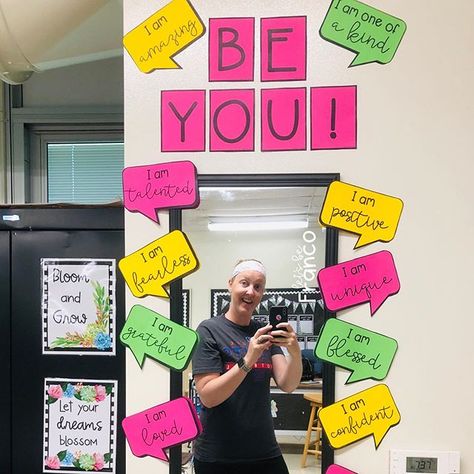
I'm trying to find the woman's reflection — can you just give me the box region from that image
[191,259,302,474]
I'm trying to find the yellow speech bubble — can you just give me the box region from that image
[123,0,205,72]
[320,181,403,248]
[119,230,199,298]
[319,384,400,449]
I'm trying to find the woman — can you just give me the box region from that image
[192,259,302,474]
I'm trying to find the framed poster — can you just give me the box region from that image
[43,378,117,473]
[41,258,116,355]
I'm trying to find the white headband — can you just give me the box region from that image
[231,260,266,279]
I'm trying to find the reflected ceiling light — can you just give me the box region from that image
[208,216,309,232]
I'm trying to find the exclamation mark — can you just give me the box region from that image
[330,98,337,139]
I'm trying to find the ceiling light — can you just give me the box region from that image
[208,216,309,232]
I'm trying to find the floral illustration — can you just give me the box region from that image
[45,450,111,471]
[50,281,112,350]
[47,383,112,405]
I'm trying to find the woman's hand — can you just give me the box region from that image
[271,323,303,392]
[270,323,300,356]
[245,324,273,366]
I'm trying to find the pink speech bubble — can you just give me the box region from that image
[318,250,400,315]
[327,464,358,474]
[123,160,199,223]
[122,397,202,462]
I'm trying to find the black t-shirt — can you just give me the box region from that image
[192,314,284,463]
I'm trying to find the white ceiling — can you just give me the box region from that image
[0,0,123,84]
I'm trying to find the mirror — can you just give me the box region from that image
[169,174,338,474]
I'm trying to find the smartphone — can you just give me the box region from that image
[269,306,288,333]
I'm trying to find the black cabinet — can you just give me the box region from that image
[1,205,126,474]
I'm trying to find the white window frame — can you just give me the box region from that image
[30,126,124,203]
[10,106,123,203]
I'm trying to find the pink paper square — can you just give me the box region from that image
[161,90,205,152]
[261,16,306,82]
[209,18,255,82]
[311,86,357,150]
[261,88,306,151]
[210,89,255,151]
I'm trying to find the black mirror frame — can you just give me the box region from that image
[169,173,339,474]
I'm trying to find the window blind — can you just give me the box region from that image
[47,142,124,204]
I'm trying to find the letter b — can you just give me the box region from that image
[209,18,254,81]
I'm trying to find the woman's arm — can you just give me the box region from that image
[195,324,273,408]
[271,323,303,392]
[194,366,248,408]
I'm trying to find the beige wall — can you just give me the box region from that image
[124,0,474,473]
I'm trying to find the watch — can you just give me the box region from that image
[237,357,252,373]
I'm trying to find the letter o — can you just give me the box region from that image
[361,12,370,22]
[303,230,316,243]
[213,100,251,143]
[385,22,395,32]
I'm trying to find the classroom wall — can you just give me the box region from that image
[123,1,474,473]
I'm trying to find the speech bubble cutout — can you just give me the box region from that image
[122,397,202,461]
[319,384,400,449]
[320,0,407,67]
[327,465,358,474]
[123,0,205,72]
[320,181,403,248]
[123,160,199,224]
[120,304,199,371]
[119,230,199,298]
[318,250,400,315]
[315,318,398,383]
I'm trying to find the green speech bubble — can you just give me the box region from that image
[320,0,407,67]
[315,318,398,383]
[120,304,199,371]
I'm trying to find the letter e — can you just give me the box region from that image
[261,17,306,81]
